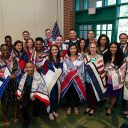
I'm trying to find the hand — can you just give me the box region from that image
[10,74,16,79]
[31,96,35,101]
[125,82,128,88]
[17,96,22,100]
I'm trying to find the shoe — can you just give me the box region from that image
[14,118,19,124]
[122,111,128,115]
[126,115,128,118]
[88,109,95,116]
[49,113,55,120]
[74,107,79,115]
[83,108,91,114]
[52,112,59,118]
[3,121,10,127]
[106,112,111,116]
[66,107,71,115]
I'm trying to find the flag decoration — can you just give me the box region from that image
[61,61,86,101]
[52,21,60,40]
[41,61,62,95]
[41,61,62,112]
[16,71,50,106]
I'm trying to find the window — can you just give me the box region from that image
[117,1,128,41]
[75,0,128,42]
[117,19,128,41]
[79,0,84,10]
[119,5,128,17]
[96,0,102,8]
[79,25,92,38]
[121,0,128,3]
[79,24,113,41]
[108,0,116,5]
[96,24,112,41]
[75,0,87,11]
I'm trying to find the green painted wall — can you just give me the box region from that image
[75,5,117,41]
[75,6,116,23]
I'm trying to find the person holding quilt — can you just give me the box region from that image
[61,43,86,115]
[41,44,62,120]
[0,44,20,126]
[84,42,106,116]
[105,42,126,116]
[16,61,49,128]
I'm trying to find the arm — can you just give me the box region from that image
[10,59,20,79]
[125,57,128,88]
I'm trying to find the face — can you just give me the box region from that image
[80,40,86,49]
[1,46,10,58]
[69,45,77,55]
[56,36,63,47]
[27,39,34,48]
[15,43,23,52]
[35,41,43,51]
[110,43,117,55]
[25,63,35,76]
[5,38,12,47]
[22,32,30,40]
[88,31,94,40]
[51,46,58,57]
[100,36,107,46]
[119,34,128,45]
[69,30,77,39]
[90,43,97,55]
[45,30,52,39]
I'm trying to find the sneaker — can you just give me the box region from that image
[74,107,79,115]
[52,112,59,118]
[89,109,95,116]
[83,108,91,114]
[66,107,71,115]
[3,121,10,127]
[49,113,55,120]
[3,118,10,127]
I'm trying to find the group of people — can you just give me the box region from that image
[0,29,128,128]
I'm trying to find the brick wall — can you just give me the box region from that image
[64,0,75,40]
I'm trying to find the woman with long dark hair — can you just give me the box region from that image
[78,38,89,58]
[97,34,109,53]
[105,42,126,115]
[13,40,28,73]
[41,44,62,120]
[48,44,61,64]
[97,34,110,61]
